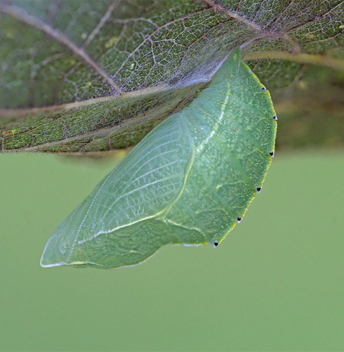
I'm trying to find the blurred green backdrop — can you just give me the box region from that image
[1,150,344,351]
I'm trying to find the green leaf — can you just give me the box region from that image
[0,0,343,154]
[40,49,277,269]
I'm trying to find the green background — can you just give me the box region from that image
[1,151,344,351]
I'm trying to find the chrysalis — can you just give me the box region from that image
[41,49,277,269]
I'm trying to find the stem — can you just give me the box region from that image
[243,51,344,71]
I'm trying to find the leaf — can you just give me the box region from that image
[0,0,343,154]
[40,49,277,269]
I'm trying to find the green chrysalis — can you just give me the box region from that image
[41,49,277,269]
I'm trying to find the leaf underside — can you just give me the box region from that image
[40,49,277,269]
[0,0,343,153]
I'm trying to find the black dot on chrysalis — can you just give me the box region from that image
[257,187,261,193]
[269,152,274,157]
[213,242,219,248]
[237,217,242,223]
[273,115,278,121]
[262,87,266,91]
